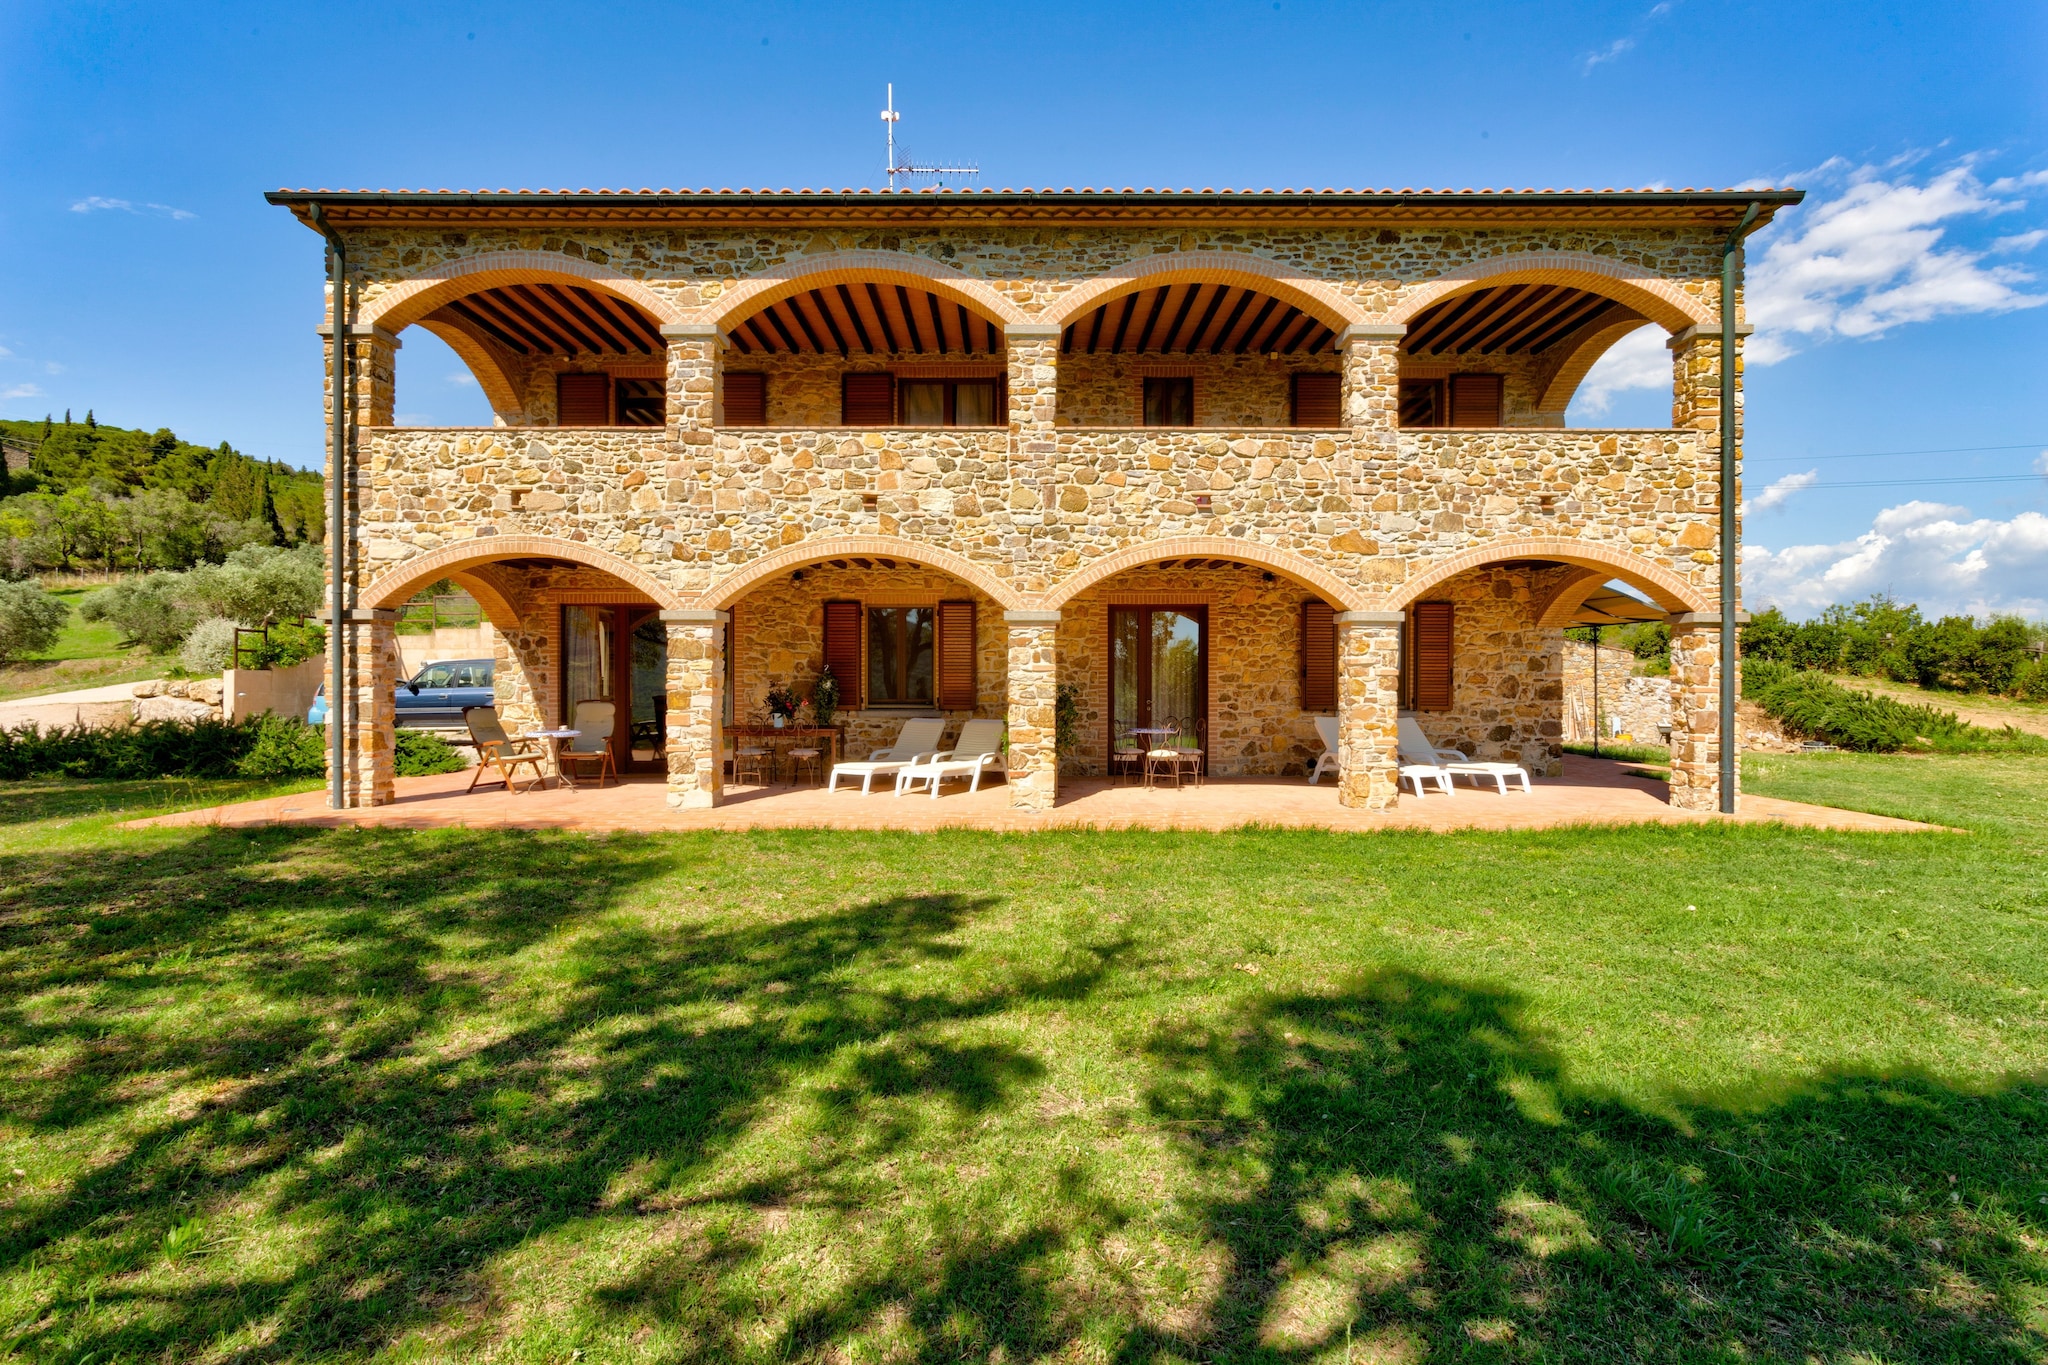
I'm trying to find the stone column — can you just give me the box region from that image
[1337,325,1404,434]
[1666,610,1743,812]
[1004,610,1060,811]
[330,607,398,808]
[662,323,724,447]
[321,324,399,428]
[661,609,727,809]
[1004,323,1061,445]
[1334,610,1403,810]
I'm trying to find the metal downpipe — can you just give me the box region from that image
[310,205,349,810]
[1720,202,1762,815]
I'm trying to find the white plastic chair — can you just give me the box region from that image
[829,717,946,793]
[1309,715,1340,784]
[895,718,1007,798]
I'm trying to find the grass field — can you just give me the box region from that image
[0,759,2044,1362]
[0,585,160,703]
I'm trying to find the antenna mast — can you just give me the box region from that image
[880,84,978,191]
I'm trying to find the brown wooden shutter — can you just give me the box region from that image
[842,373,895,426]
[556,372,611,426]
[1447,374,1503,427]
[1291,373,1341,428]
[1300,599,1336,710]
[822,600,864,710]
[724,372,767,426]
[1412,601,1454,711]
[935,600,977,710]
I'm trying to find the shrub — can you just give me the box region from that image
[0,581,70,664]
[180,616,239,674]
[235,713,328,778]
[237,620,325,670]
[395,728,466,776]
[2015,659,2048,703]
[1742,660,2048,755]
[78,575,195,654]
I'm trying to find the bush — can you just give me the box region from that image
[78,575,195,654]
[237,620,325,670]
[180,616,239,674]
[236,713,328,778]
[2015,660,2048,703]
[1743,660,2048,755]
[0,581,70,664]
[395,728,466,777]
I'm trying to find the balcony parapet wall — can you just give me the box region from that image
[354,425,1720,611]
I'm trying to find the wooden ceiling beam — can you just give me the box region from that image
[807,289,851,355]
[785,295,829,353]
[836,284,875,352]
[470,288,574,354]
[1404,287,1496,355]
[1132,286,1172,353]
[1210,287,1257,354]
[864,283,901,353]
[1160,283,1204,353]
[440,297,533,354]
[1184,283,1229,354]
[509,284,607,354]
[896,285,925,354]
[1235,296,1285,354]
[1108,291,1141,353]
[926,292,949,355]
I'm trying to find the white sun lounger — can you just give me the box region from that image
[828,717,946,793]
[895,718,1007,798]
[1398,715,1531,795]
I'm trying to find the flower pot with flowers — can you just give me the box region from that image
[809,666,841,730]
[765,683,799,729]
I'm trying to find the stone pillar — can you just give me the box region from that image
[661,609,727,809]
[662,323,724,446]
[1004,610,1060,811]
[321,324,399,428]
[1004,323,1061,445]
[1666,610,1742,812]
[330,608,397,808]
[1337,325,1404,434]
[1334,611,1403,810]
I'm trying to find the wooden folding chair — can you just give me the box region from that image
[463,706,547,793]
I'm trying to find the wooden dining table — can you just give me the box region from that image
[728,725,842,784]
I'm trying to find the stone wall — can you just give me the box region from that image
[725,560,1008,758]
[1561,639,1672,744]
[1404,565,1567,775]
[1055,352,1340,428]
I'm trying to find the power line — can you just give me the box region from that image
[1748,441,2048,465]
[1760,472,2046,490]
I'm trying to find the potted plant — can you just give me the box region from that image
[765,683,798,729]
[810,665,841,729]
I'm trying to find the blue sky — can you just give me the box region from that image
[2,1,2044,616]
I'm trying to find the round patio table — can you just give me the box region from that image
[521,728,582,789]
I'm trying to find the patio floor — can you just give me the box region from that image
[133,755,1937,834]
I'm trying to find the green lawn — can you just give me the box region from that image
[0,586,162,703]
[1,760,2045,1362]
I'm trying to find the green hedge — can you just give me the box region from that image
[0,715,468,781]
[1742,660,2048,755]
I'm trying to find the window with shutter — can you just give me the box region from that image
[1398,378,1445,428]
[1447,374,1503,427]
[724,372,767,426]
[935,600,977,710]
[556,372,611,426]
[1142,376,1194,426]
[1291,373,1342,428]
[842,373,895,426]
[1411,601,1454,711]
[1300,600,1336,711]
[822,600,864,710]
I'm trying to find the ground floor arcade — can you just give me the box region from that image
[328,540,1728,815]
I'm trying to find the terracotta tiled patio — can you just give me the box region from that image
[134,756,1936,834]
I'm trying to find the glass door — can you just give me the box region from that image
[561,605,667,773]
[1110,606,1207,764]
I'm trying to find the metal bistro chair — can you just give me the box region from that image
[1143,715,1184,790]
[1110,726,1147,787]
[786,745,823,786]
[1167,717,1205,788]
[561,699,619,788]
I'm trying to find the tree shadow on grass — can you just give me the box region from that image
[0,826,1116,1362]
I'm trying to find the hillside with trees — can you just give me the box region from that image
[0,411,323,574]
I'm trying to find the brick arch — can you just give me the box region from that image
[1532,569,1611,629]
[414,318,525,422]
[690,250,1029,332]
[362,535,683,611]
[695,537,1027,611]
[443,567,526,629]
[359,250,681,334]
[1042,251,1365,331]
[1040,537,1370,612]
[1383,251,1714,333]
[1386,538,1708,614]
[1536,317,1658,415]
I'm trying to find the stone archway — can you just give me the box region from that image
[694,536,1026,612]
[362,535,682,612]
[1381,250,1714,333]
[1387,537,1709,615]
[1040,536,1370,612]
[358,250,682,335]
[691,249,1029,333]
[1041,250,1363,332]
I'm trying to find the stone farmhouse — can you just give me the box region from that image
[267,184,1800,814]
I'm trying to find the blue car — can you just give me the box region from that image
[308,658,496,728]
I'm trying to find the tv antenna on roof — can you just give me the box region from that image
[881,84,978,191]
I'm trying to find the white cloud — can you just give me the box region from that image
[1568,325,1667,414]
[1744,500,2048,618]
[69,195,195,220]
[1744,469,1818,515]
[1993,228,2048,253]
[444,370,478,387]
[2036,450,2048,476]
[1581,36,1633,70]
[1,383,44,401]
[1745,158,2047,364]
